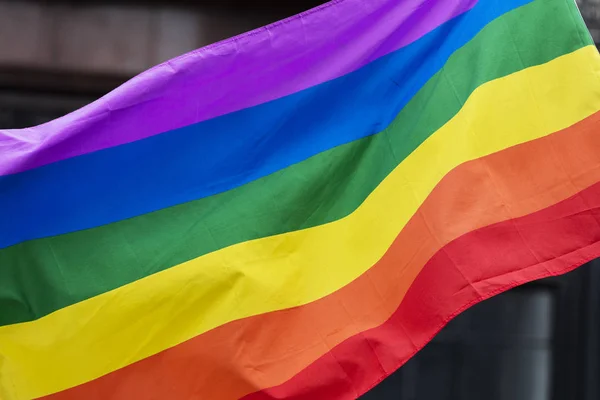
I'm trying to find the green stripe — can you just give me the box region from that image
[0,0,590,326]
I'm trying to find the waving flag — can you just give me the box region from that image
[1,0,600,399]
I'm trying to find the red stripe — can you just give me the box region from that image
[243,181,600,399]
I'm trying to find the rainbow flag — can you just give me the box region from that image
[1,0,600,398]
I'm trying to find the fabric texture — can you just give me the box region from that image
[1,0,600,399]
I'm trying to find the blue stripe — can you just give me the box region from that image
[0,0,531,249]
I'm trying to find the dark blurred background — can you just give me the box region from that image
[1,1,600,399]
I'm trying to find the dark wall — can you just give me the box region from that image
[1,1,600,399]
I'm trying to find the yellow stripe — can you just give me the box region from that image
[2,46,600,400]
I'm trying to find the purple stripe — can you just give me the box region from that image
[0,0,477,176]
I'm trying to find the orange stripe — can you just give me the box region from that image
[45,110,600,400]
